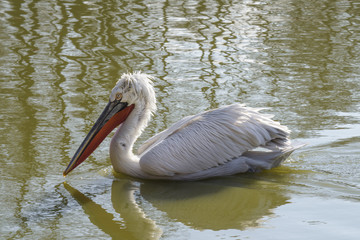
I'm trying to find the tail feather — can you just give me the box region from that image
[243,142,305,172]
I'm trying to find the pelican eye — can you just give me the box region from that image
[115,93,122,101]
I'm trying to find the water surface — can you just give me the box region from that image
[1,0,360,239]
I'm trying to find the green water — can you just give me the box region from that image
[1,0,359,239]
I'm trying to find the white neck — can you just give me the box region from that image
[109,103,151,178]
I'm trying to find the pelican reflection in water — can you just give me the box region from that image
[64,72,302,180]
[63,177,288,239]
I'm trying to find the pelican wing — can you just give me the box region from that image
[139,104,290,177]
[137,115,195,155]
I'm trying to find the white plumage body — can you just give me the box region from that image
[106,73,300,180]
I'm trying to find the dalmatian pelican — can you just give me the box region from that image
[63,72,301,180]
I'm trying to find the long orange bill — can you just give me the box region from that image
[63,100,135,176]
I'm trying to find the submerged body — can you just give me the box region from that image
[64,73,301,180]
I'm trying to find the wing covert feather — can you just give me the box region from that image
[139,104,290,176]
[137,115,195,155]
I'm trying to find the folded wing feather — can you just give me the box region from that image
[139,104,290,176]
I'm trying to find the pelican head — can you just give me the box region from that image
[109,72,156,110]
[63,72,156,176]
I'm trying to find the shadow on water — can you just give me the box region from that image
[137,178,289,230]
[63,173,290,239]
